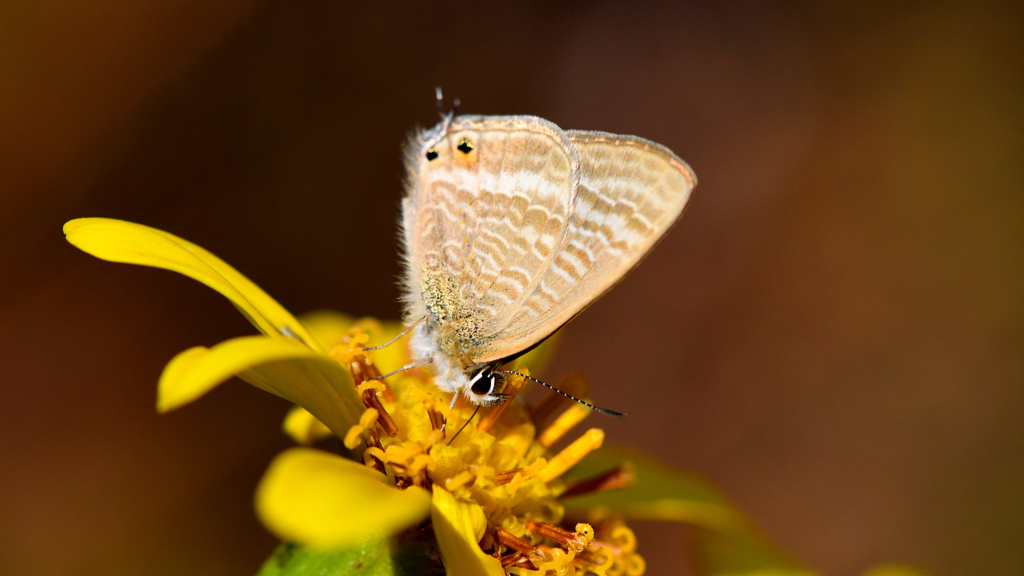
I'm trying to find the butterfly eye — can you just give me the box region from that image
[470,370,494,396]
[457,138,474,154]
[425,148,439,161]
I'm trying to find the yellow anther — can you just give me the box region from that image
[359,407,379,428]
[342,427,364,451]
[363,446,386,462]
[443,469,476,491]
[624,552,646,576]
[609,524,637,552]
[342,408,379,450]
[576,523,595,541]
[357,380,386,395]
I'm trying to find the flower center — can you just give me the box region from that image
[333,327,644,574]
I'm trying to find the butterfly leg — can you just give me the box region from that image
[362,316,424,352]
[369,359,427,381]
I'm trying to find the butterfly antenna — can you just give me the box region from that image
[434,86,457,132]
[447,404,480,445]
[362,317,424,352]
[434,87,446,118]
[498,371,627,419]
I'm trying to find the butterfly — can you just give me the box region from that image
[393,110,696,416]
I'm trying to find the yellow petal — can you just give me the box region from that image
[430,488,504,576]
[295,310,359,351]
[158,335,363,437]
[64,218,321,351]
[282,406,333,445]
[256,448,431,549]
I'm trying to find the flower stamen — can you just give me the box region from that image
[496,528,545,569]
[600,524,638,552]
[443,469,476,491]
[496,527,537,554]
[537,403,593,448]
[426,405,445,431]
[499,551,531,569]
[343,407,380,450]
[333,332,396,402]
[526,520,594,553]
[539,428,605,482]
[493,467,523,485]
[361,443,386,475]
[357,381,397,436]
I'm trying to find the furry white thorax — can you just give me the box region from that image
[407,322,471,395]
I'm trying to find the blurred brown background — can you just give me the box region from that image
[2,2,1022,575]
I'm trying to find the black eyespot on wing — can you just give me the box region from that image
[457,138,474,154]
[471,372,493,395]
[425,148,439,161]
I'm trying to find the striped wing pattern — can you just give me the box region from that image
[473,131,696,362]
[403,115,696,366]
[404,116,579,359]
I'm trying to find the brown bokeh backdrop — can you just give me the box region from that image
[2,2,1022,575]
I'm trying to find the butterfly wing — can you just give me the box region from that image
[472,130,697,363]
[402,115,580,362]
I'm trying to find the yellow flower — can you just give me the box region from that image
[66,217,915,576]
[64,217,639,574]
[302,327,643,575]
